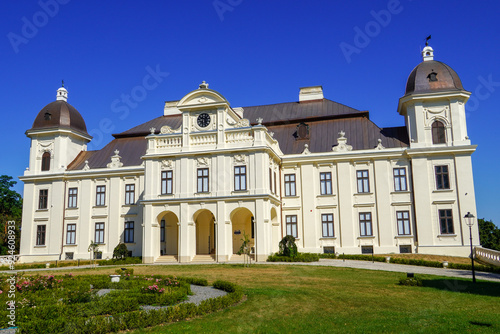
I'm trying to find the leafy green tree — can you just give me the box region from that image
[0,175,22,255]
[88,241,100,269]
[237,232,252,267]
[113,243,129,260]
[279,235,298,258]
[478,218,500,251]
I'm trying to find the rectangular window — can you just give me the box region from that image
[95,222,105,244]
[322,214,334,237]
[320,172,333,195]
[435,166,450,190]
[361,245,374,254]
[161,170,173,194]
[125,184,135,205]
[357,170,370,193]
[197,168,209,193]
[439,209,454,234]
[323,246,335,254]
[396,211,411,235]
[393,168,408,192]
[36,225,46,246]
[274,171,278,196]
[96,185,106,206]
[284,174,296,196]
[65,252,74,260]
[66,224,76,244]
[269,169,273,193]
[234,166,247,191]
[286,215,298,238]
[68,188,78,208]
[160,219,165,242]
[124,221,134,243]
[399,245,412,254]
[359,212,373,236]
[38,189,48,210]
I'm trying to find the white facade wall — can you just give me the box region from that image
[19,74,481,263]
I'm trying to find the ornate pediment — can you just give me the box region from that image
[160,125,180,134]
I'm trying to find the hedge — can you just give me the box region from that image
[16,279,243,334]
[267,253,319,262]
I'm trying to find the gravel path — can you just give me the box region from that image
[140,284,227,311]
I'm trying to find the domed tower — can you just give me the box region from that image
[25,84,92,175]
[398,45,471,148]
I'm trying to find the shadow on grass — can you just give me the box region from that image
[422,278,500,297]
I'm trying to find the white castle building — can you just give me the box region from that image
[19,45,480,263]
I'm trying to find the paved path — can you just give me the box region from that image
[270,259,500,282]
[2,259,499,282]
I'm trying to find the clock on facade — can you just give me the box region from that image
[197,113,211,128]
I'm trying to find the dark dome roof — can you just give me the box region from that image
[405,60,464,95]
[30,100,88,135]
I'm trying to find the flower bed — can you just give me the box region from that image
[0,273,242,333]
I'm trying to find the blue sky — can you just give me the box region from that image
[1,0,499,226]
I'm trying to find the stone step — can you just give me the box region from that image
[155,255,178,263]
[192,255,216,262]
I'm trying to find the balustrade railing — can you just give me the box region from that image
[474,246,500,267]
[156,136,182,149]
[191,133,217,146]
[226,131,253,144]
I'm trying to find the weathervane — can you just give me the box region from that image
[61,79,65,87]
[425,35,431,46]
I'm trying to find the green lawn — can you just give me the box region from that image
[35,263,499,333]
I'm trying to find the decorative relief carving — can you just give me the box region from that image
[160,125,175,134]
[233,154,247,164]
[196,157,210,166]
[107,150,123,168]
[161,160,173,169]
[424,106,449,126]
[332,131,352,152]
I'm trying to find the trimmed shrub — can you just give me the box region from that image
[98,256,142,266]
[113,243,129,260]
[398,276,423,286]
[267,253,319,262]
[279,235,298,257]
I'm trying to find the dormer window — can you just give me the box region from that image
[41,152,51,171]
[428,72,438,82]
[295,122,310,140]
[432,121,446,144]
[44,112,52,120]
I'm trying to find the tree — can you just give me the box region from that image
[88,241,100,269]
[237,232,252,267]
[0,175,23,255]
[113,243,129,260]
[478,218,500,251]
[279,235,297,258]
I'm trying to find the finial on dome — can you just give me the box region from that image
[422,45,434,62]
[56,81,68,102]
[199,81,209,89]
[422,35,434,61]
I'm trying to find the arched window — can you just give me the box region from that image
[41,152,51,171]
[432,121,446,144]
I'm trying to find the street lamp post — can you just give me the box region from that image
[464,212,476,283]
